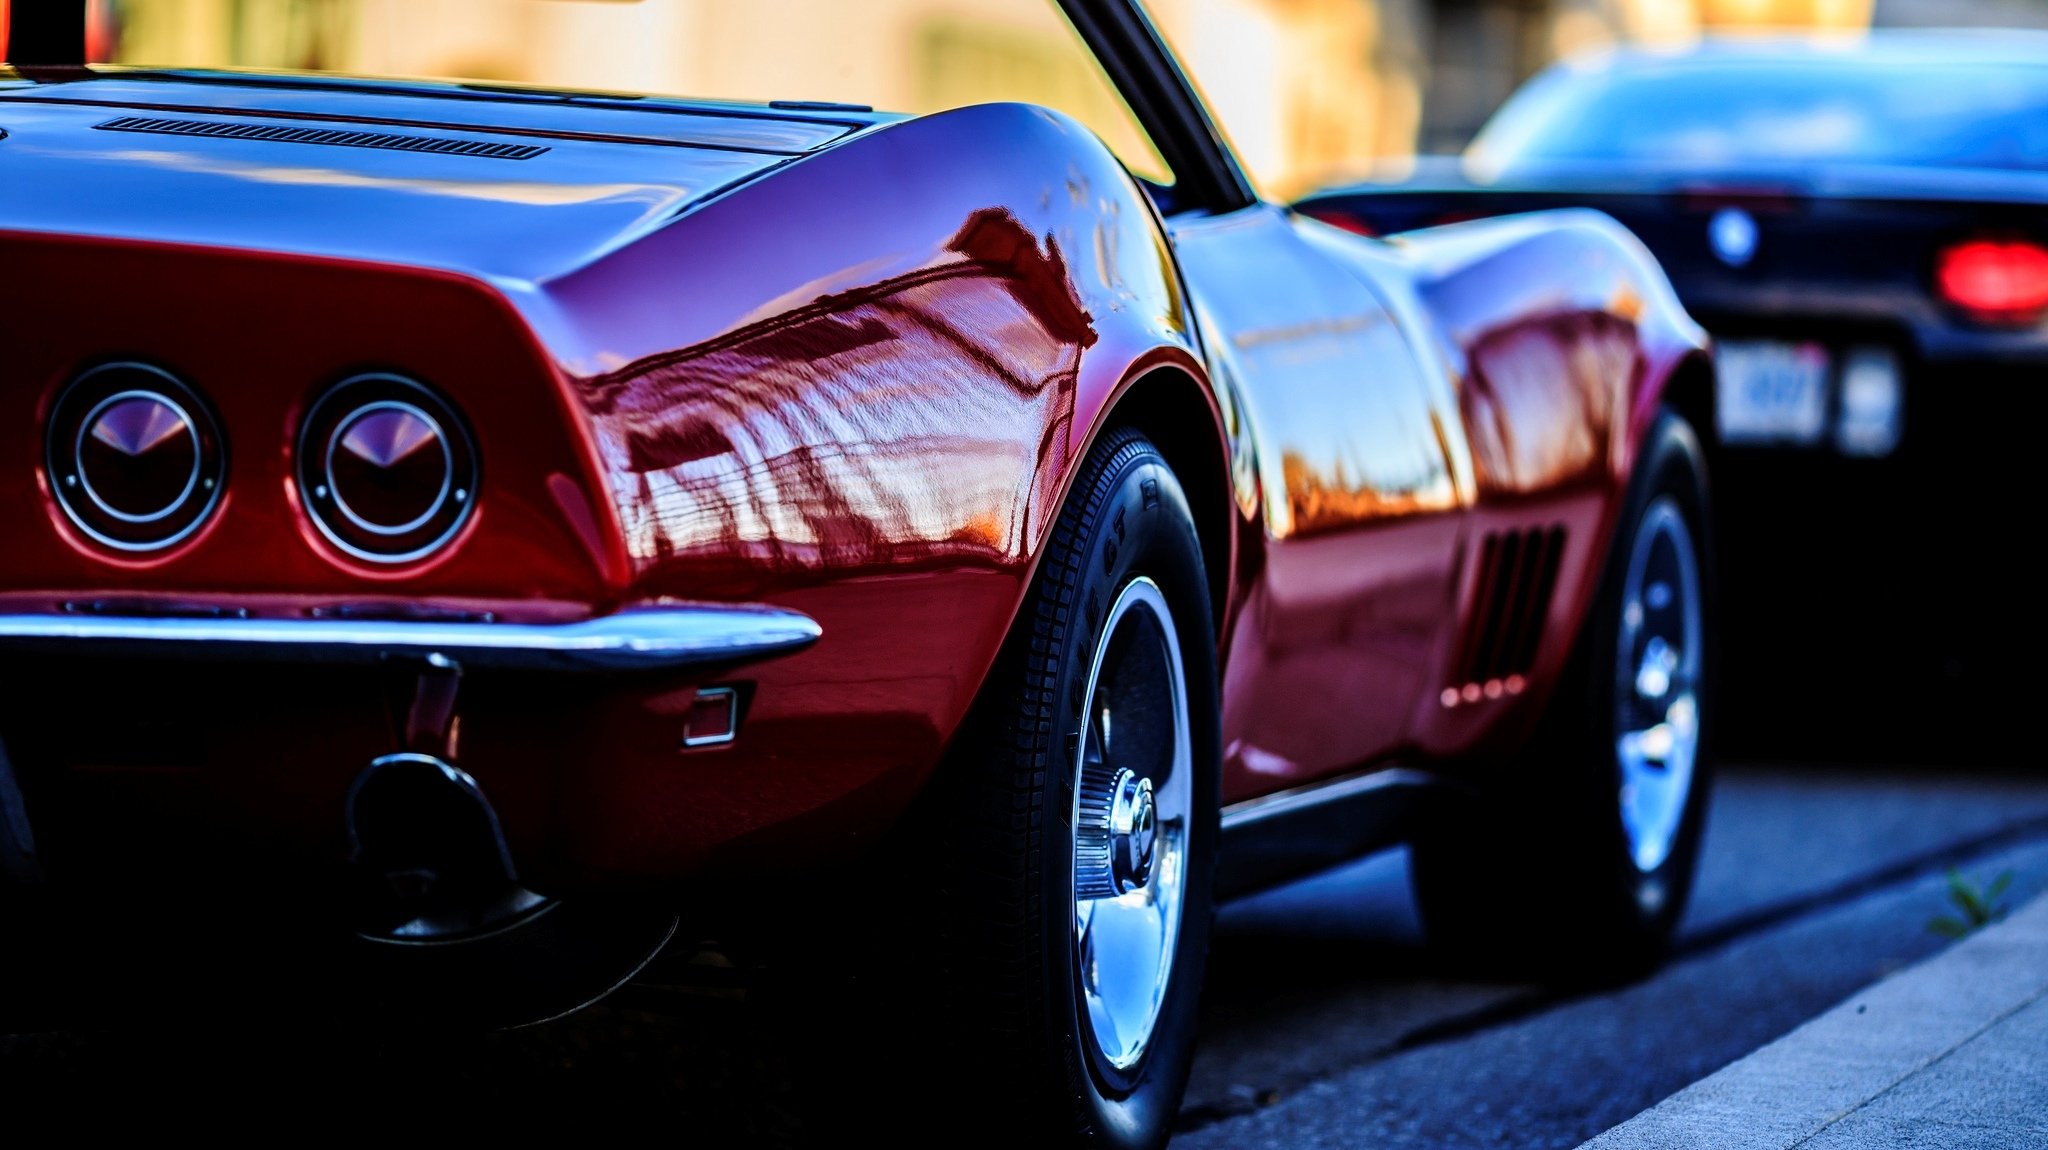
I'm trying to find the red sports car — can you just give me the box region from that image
[1,1,1713,1143]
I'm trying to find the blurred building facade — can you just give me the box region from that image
[90,0,1966,199]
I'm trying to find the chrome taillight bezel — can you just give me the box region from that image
[45,362,227,553]
[297,373,478,565]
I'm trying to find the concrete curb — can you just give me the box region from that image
[1580,891,2048,1149]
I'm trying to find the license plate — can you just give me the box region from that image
[1716,339,1830,445]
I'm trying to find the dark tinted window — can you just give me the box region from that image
[1471,54,2048,173]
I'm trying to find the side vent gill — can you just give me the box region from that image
[94,116,549,160]
[1443,525,1566,707]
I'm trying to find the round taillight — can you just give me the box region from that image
[45,363,226,552]
[298,374,477,564]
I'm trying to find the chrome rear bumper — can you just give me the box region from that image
[0,604,821,673]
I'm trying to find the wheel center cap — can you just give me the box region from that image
[1110,772,1156,893]
[1635,634,1680,700]
[1077,764,1159,899]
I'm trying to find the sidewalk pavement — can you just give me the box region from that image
[1581,891,2048,1149]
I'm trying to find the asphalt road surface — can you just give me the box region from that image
[1178,763,2048,1148]
[5,760,2046,1143]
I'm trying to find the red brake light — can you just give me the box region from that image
[1431,210,1488,227]
[1304,208,1377,238]
[1934,238,2048,324]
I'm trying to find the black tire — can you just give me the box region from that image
[1411,407,1715,983]
[912,429,1221,1147]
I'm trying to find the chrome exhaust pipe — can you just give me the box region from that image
[344,752,547,943]
[342,751,680,1029]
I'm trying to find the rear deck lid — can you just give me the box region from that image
[0,69,886,284]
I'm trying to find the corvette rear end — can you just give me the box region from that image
[0,112,846,998]
[0,46,1199,1013]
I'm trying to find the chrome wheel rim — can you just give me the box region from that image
[1615,497,1702,874]
[1072,576,1190,1073]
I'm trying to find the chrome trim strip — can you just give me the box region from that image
[0,606,820,673]
[1220,767,1440,832]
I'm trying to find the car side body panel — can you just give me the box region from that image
[515,101,1215,880]
[1148,200,1704,808]
[1289,209,1708,769]
[1168,205,1469,798]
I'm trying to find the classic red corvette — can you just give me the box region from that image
[1,1,1713,1143]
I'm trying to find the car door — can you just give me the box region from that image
[1055,0,1473,797]
[1169,205,1470,797]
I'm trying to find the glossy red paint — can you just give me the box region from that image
[529,102,1205,879]
[1171,206,1467,797]
[1195,209,1705,795]
[1,233,621,599]
[1384,212,1708,761]
[0,68,1704,892]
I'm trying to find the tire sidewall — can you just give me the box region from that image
[1040,440,1219,1148]
[1578,409,1716,945]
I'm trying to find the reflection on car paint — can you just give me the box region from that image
[580,208,1095,579]
[1464,310,1633,495]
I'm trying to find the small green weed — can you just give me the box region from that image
[1926,868,2015,940]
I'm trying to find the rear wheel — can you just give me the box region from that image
[1412,408,1713,981]
[920,429,1220,1147]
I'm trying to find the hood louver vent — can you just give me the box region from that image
[94,116,549,160]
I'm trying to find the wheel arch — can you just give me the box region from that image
[1656,348,1717,459]
[1086,364,1236,633]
